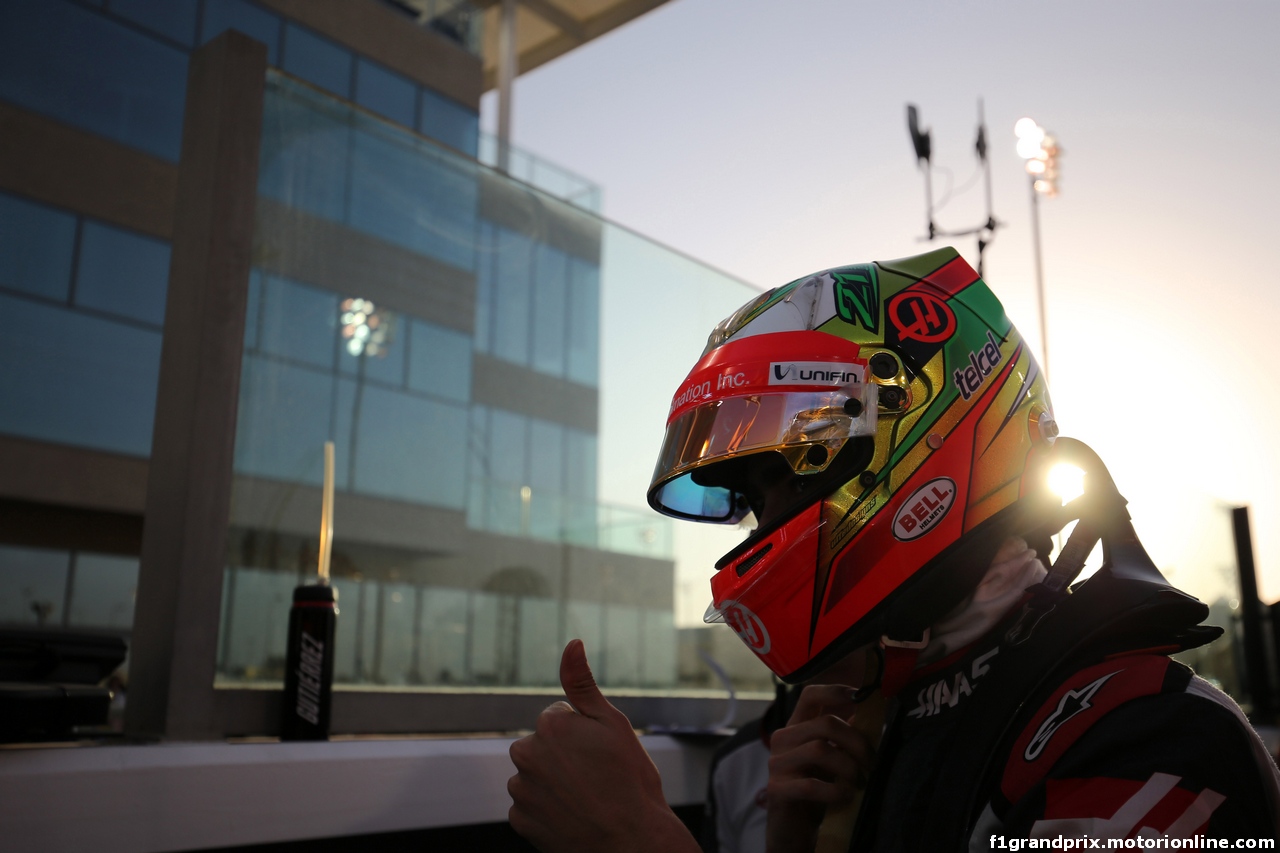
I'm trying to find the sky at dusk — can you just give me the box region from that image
[482,0,1280,615]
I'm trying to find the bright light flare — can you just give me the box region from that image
[1016,135,1043,159]
[1015,118,1046,160]
[1048,463,1086,503]
[1014,117,1042,139]
[340,296,395,359]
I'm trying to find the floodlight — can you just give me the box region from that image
[1013,117,1041,138]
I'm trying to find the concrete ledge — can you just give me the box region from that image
[0,734,715,851]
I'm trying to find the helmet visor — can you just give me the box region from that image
[649,382,878,522]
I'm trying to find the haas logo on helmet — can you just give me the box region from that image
[721,601,771,654]
[892,477,957,541]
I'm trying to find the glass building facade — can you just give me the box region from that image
[219,74,679,690]
[0,0,769,714]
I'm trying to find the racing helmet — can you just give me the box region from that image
[647,247,1058,683]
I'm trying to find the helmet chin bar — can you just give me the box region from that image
[781,437,1151,685]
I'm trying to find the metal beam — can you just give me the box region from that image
[496,0,517,172]
[482,0,671,90]
[520,0,586,41]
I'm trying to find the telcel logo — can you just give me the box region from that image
[720,600,771,654]
[892,477,957,541]
[953,329,1003,401]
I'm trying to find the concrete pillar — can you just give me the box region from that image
[126,31,267,740]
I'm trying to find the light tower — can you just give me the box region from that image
[1015,117,1061,381]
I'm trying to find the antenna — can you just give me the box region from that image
[906,104,935,240]
[905,100,1001,277]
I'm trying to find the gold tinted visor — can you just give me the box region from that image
[648,384,877,522]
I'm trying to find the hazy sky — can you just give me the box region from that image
[482,0,1280,609]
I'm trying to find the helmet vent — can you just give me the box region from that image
[735,543,774,577]
[870,352,900,379]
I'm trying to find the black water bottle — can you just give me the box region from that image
[280,583,338,740]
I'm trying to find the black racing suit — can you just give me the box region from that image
[850,557,1280,851]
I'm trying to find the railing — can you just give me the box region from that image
[479,132,604,212]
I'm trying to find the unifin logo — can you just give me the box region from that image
[769,362,863,387]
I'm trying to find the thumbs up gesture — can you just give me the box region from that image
[507,639,700,853]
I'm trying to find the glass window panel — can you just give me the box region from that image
[258,86,350,222]
[0,193,77,301]
[375,582,416,684]
[0,0,188,161]
[466,405,489,529]
[218,567,295,679]
[281,24,351,98]
[601,604,640,686]
[417,587,468,684]
[563,428,598,546]
[485,482,523,537]
[348,116,478,271]
[469,592,498,683]
[407,318,470,402]
[528,419,563,495]
[244,269,263,351]
[418,87,479,156]
[74,221,171,326]
[564,428,597,502]
[354,578,379,682]
[532,244,567,377]
[200,0,280,64]
[517,597,560,686]
[640,609,677,687]
[258,275,337,369]
[233,354,334,484]
[331,376,357,491]
[565,602,603,661]
[330,576,360,681]
[566,258,600,386]
[222,72,771,709]
[528,492,564,542]
[492,228,532,366]
[0,545,69,627]
[350,385,467,508]
[109,0,198,46]
[355,58,416,128]
[473,221,493,354]
[487,408,527,487]
[0,295,161,456]
[68,552,139,630]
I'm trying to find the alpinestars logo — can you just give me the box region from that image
[1024,671,1119,761]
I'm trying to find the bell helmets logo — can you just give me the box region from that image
[720,600,771,654]
[892,477,957,541]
